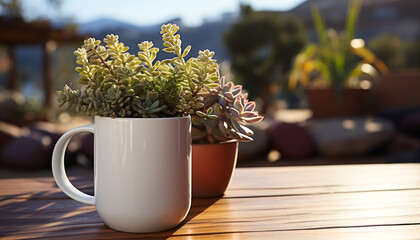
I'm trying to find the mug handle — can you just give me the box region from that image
[52,124,95,205]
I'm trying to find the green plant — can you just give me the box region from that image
[368,35,420,70]
[192,77,264,144]
[57,23,219,118]
[224,5,307,113]
[289,0,388,93]
[368,35,404,70]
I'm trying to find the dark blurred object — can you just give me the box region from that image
[1,130,52,169]
[224,5,307,113]
[379,106,420,127]
[29,121,61,143]
[387,148,420,163]
[0,120,83,169]
[80,133,93,161]
[388,133,420,154]
[309,117,395,157]
[400,112,420,138]
[0,121,21,155]
[269,122,314,159]
[29,121,80,167]
[380,108,420,163]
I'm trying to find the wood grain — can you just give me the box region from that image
[1,164,420,239]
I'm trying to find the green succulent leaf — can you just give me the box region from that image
[58,23,220,119]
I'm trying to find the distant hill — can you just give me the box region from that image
[74,0,419,64]
[78,17,177,35]
[80,18,147,34]
[288,0,420,40]
[78,16,235,62]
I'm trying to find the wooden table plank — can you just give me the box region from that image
[166,225,420,240]
[2,164,420,198]
[1,164,420,239]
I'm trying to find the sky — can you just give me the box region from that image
[22,0,306,27]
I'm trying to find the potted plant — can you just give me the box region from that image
[52,23,220,233]
[191,76,264,198]
[289,0,388,118]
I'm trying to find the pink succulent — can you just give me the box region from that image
[192,76,264,144]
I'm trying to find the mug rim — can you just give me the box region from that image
[94,115,191,121]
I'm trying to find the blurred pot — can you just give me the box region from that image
[306,87,370,118]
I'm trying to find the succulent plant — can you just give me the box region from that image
[57,23,219,118]
[192,77,264,144]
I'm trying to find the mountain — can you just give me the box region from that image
[78,17,165,35]
[75,0,420,65]
[77,16,235,62]
[288,0,420,40]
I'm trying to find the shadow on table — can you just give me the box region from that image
[0,177,96,238]
[0,176,219,239]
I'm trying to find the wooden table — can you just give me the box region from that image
[1,164,420,239]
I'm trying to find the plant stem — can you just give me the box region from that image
[99,56,112,72]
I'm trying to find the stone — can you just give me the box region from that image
[310,117,395,157]
[1,131,52,169]
[30,121,84,167]
[0,121,22,151]
[0,121,24,166]
[30,121,62,145]
[1,121,87,169]
[238,123,270,161]
[269,122,314,159]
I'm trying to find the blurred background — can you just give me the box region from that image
[0,0,420,171]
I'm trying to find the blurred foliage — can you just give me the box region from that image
[368,35,404,70]
[10,97,45,117]
[0,87,45,122]
[0,0,22,18]
[368,34,420,70]
[289,0,388,94]
[52,46,80,92]
[405,41,420,69]
[0,0,62,18]
[224,5,307,112]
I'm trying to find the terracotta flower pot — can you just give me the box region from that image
[306,87,370,118]
[192,141,238,198]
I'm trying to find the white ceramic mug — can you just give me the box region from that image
[52,116,192,233]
